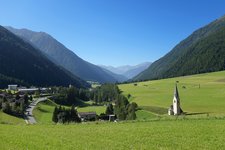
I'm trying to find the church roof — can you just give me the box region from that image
[174,84,180,101]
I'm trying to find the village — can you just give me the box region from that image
[1,84,120,124]
[0,82,184,125]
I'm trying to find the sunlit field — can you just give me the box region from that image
[119,71,225,116]
[1,119,225,150]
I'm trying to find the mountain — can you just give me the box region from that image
[100,68,128,82]
[5,27,119,83]
[134,15,225,81]
[100,62,151,79]
[0,26,89,88]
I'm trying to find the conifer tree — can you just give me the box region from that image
[105,104,114,115]
[70,105,81,123]
[52,106,58,123]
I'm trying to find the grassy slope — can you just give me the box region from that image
[77,105,106,115]
[119,71,225,115]
[0,111,24,125]
[1,71,225,149]
[33,71,225,123]
[0,119,225,150]
[33,100,57,124]
[33,99,106,124]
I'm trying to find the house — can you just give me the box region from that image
[168,105,174,115]
[78,112,97,121]
[8,85,18,91]
[168,84,183,115]
[108,114,116,122]
[18,88,39,94]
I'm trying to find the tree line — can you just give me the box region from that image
[52,105,81,123]
[50,84,138,122]
[50,84,121,106]
[50,86,90,106]
[0,92,32,117]
[103,94,138,120]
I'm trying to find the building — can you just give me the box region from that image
[78,112,97,121]
[8,85,18,91]
[108,114,116,122]
[168,105,174,115]
[168,84,183,115]
[18,88,39,94]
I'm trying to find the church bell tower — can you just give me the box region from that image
[173,83,181,115]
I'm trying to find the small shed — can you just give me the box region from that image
[78,112,97,121]
[108,114,116,122]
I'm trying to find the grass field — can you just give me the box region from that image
[33,99,107,124]
[33,100,57,124]
[77,105,106,115]
[1,119,225,150]
[1,71,225,149]
[0,111,24,125]
[119,71,225,116]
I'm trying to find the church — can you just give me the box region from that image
[168,84,183,115]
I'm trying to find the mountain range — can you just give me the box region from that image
[0,26,89,88]
[2,14,225,87]
[134,15,225,81]
[100,62,151,79]
[5,27,124,83]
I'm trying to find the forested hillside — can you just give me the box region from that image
[6,27,121,83]
[0,26,89,88]
[134,15,225,81]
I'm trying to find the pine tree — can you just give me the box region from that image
[70,105,81,123]
[52,106,58,123]
[24,94,29,105]
[114,95,137,120]
[126,102,138,120]
[105,104,114,115]
[29,95,33,101]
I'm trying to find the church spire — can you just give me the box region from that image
[168,83,183,115]
[174,83,180,102]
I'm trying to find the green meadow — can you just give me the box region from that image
[33,100,107,124]
[1,119,225,150]
[1,71,225,149]
[33,100,57,124]
[119,71,225,116]
[77,105,106,115]
[0,111,24,125]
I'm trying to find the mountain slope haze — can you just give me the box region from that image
[6,27,120,83]
[0,26,89,88]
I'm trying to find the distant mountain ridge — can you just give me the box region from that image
[5,26,122,83]
[100,62,151,79]
[0,26,89,88]
[134,15,225,81]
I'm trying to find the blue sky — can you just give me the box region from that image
[0,0,225,66]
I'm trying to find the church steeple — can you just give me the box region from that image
[174,83,180,103]
[168,83,183,115]
[172,83,181,115]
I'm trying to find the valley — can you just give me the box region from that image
[0,2,225,149]
[1,67,225,150]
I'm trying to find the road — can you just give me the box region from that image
[24,97,48,124]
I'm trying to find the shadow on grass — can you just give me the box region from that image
[185,112,210,116]
[36,107,49,113]
[140,106,168,115]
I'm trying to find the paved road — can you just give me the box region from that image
[24,97,48,124]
